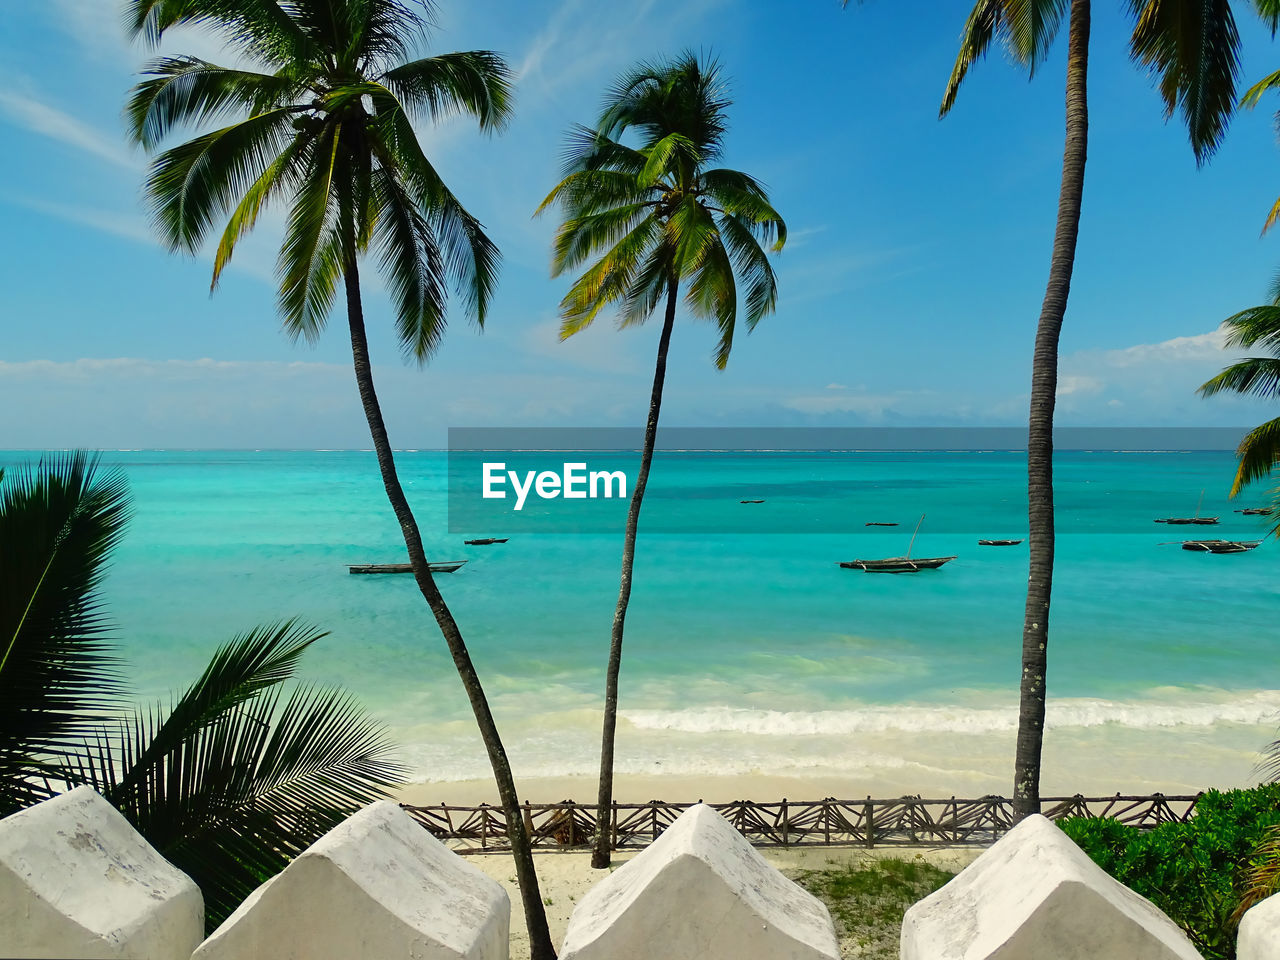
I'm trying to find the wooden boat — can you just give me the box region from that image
[840,515,955,573]
[1179,539,1262,554]
[348,561,468,574]
[864,522,899,527]
[1236,508,1273,516]
[464,538,508,545]
[978,539,1023,546]
[1155,490,1218,525]
[840,556,956,572]
[739,499,765,504]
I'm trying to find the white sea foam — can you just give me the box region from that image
[621,690,1280,737]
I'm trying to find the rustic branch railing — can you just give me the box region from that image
[400,793,1201,853]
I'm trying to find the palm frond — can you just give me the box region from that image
[558,214,664,337]
[1004,0,1070,72]
[684,236,738,368]
[145,106,301,253]
[125,0,314,66]
[380,51,514,130]
[941,0,1005,117]
[0,453,129,815]
[700,167,787,251]
[536,169,653,219]
[1223,417,1280,497]
[74,620,403,929]
[1237,822,1280,920]
[370,90,500,325]
[1254,0,1280,35]
[277,123,344,342]
[211,134,311,288]
[1200,359,1280,402]
[639,132,699,187]
[1240,67,1280,108]
[1218,305,1280,350]
[127,56,306,149]
[372,166,448,362]
[552,203,655,276]
[717,212,780,330]
[1128,0,1241,164]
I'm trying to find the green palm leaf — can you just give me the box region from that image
[75,620,404,929]
[381,51,514,129]
[1128,0,1241,164]
[0,454,128,815]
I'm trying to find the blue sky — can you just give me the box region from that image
[3,0,1280,447]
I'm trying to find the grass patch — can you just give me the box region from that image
[791,857,953,959]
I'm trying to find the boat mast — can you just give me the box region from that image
[1194,489,1205,519]
[906,513,925,559]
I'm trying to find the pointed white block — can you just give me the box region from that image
[0,786,203,959]
[193,800,508,960]
[1239,891,1280,960]
[901,814,1203,960]
[560,803,838,960]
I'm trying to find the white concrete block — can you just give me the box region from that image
[901,813,1203,960]
[560,803,838,960]
[0,785,203,959]
[1239,890,1280,960]
[193,800,509,960]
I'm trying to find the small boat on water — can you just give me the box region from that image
[1237,508,1273,516]
[1179,540,1262,554]
[1155,489,1219,525]
[464,538,508,545]
[840,515,955,573]
[349,561,468,574]
[740,499,765,504]
[840,556,956,572]
[865,522,899,527]
[978,539,1023,546]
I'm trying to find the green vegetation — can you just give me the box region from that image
[1200,284,1280,528]
[791,857,955,960]
[123,1,554,953]
[1062,785,1280,960]
[0,453,403,929]
[538,51,785,868]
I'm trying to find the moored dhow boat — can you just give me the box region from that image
[1155,489,1218,525]
[841,514,955,573]
[1179,539,1262,553]
[840,556,956,572]
[464,538,508,545]
[978,539,1023,546]
[739,499,765,504]
[1236,508,1273,516]
[864,521,899,526]
[348,560,468,574]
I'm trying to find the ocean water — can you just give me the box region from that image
[7,449,1279,796]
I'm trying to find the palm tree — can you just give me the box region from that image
[537,52,786,868]
[926,0,1258,819]
[0,453,404,929]
[1199,293,1280,525]
[122,3,553,953]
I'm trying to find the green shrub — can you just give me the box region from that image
[1060,785,1280,960]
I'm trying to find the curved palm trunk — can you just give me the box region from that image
[1013,0,1089,821]
[342,259,556,960]
[592,279,680,869]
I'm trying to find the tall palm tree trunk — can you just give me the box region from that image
[592,279,679,869]
[1013,0,1090,821]
[342,258,556,960]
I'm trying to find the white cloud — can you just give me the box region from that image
[0,88,138,170]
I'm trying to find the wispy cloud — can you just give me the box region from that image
[0,87,138,170]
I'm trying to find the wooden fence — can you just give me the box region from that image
[400,793,1201,853]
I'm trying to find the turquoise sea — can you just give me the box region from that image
[8,449,1279,796]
